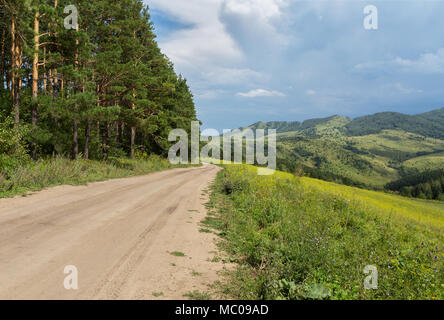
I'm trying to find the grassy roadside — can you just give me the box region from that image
[207,164,443,300]
[0,155,189,198]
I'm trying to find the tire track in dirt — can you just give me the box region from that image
[0,164,227,300]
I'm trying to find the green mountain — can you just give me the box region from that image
[241,115,350,136]
[241,108,444,139]
[345,108,444,139]
[240,108,444,191]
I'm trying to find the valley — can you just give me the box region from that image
[238,108,444,192]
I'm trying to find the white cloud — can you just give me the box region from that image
[393,49,444,73]
[145,1,444,130]
[237,89,286,98]
[146,0,288,89]
[355,48,444,74]
[148,0,241,65]
[222,0,285,21]
[146,0,243,87]
[220,0,290,48]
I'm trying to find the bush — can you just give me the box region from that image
[0,117,29,171]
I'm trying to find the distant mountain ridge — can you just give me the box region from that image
[223,108,444,191]
[241,115,350,134]
[346,108,444,139]
[240,108,444,139]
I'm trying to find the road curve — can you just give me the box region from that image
[0,164,224,300]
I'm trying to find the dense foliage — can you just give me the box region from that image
[0,0,197,166]
[386,169,444,201]
[345,109,444,139]
[276,135,379,189]
[242,115,350,136]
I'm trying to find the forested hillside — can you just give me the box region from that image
[237,109,444,196]
[241,115,351,136]
[345,109,444,139]
[0,0,197,167]
[386,169,444,201]
[241,109,444,139]
[276,129,444,192]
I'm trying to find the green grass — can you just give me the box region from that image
[0,155,189,198]
[152,292,164,297]
[276,135,398,188]
[301,177,444,230]
[350,130,444,155]
[170,251,186,257]
[402,152,444,172]
[183,290,211,300]
[208,164,443,300]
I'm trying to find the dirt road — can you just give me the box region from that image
[0,164,225,300]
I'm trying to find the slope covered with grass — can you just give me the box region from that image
[208,165,443,300]
[276,129,444,189]
[0,156,184,198]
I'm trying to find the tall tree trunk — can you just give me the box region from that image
[130,90,136,159]
[11,14,19,130]
[121,121,125,139]
[49,0,58,95]
[72,118,79,159]
[10,15,15,92]
[72,23,79,160]
[103,122,110,159]
[131,127,136,159]
[43,46,47,94]
[17,44,22,89]
[4,23,10,91]
[81,71,89,159]
[114,121,119,144]
[84,120,91,159]
[52,70,60,155]
[31,11,40,160]
[1,28,5,91]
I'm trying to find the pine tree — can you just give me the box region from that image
[0,0,198,161]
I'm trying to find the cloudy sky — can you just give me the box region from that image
[145,0,444,130]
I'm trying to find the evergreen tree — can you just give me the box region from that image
[0,0,198,163]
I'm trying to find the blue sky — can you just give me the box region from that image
[145,0,444,131]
